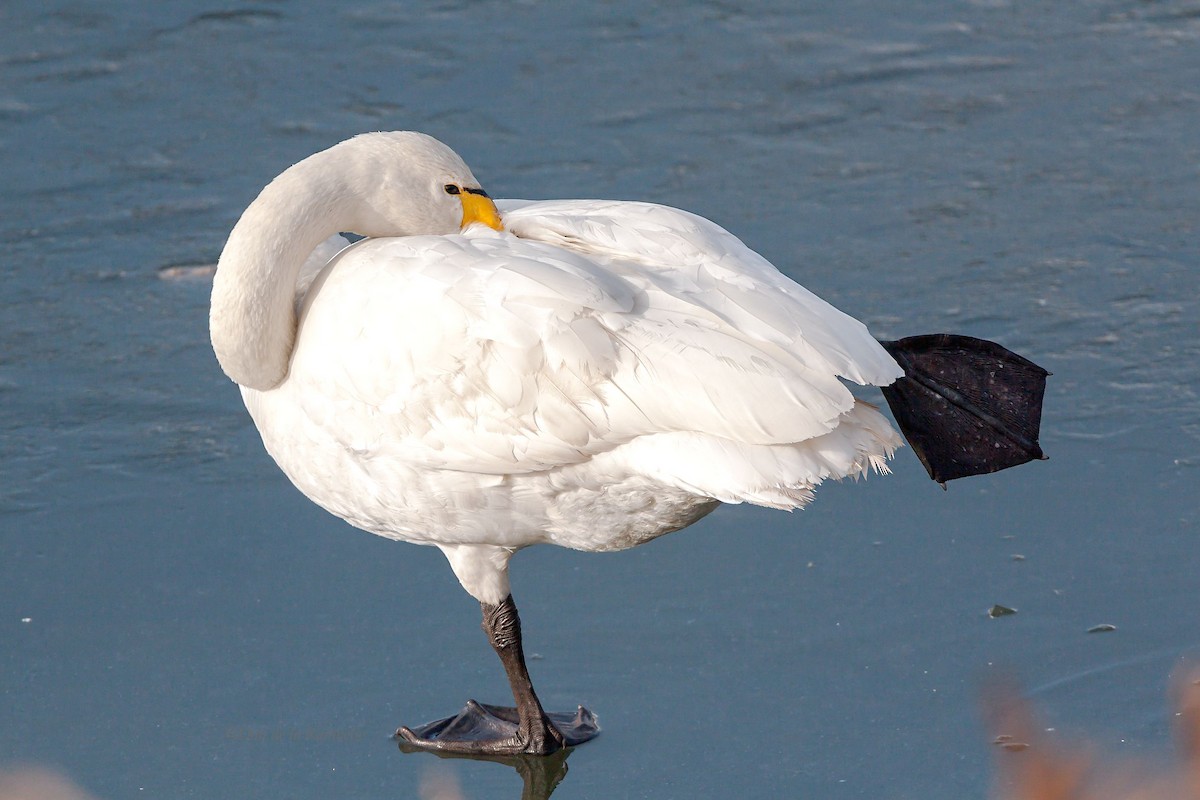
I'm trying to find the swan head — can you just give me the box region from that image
[337,131,503,236]
[211,131,503,392]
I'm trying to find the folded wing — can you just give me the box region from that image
[285,200,903,482]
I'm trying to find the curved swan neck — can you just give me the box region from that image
[210,133,479,390]
[209,156,353,390]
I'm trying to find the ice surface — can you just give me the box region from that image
[1,2,1198,798]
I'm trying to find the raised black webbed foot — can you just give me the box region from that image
[878,334,1049,485]
[395,700,599,756]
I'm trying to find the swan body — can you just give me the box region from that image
[210,131,905,752]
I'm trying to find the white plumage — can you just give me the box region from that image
[213,131,903,607]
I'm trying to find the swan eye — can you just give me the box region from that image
[443,184,461,195]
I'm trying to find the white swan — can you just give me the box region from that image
[210,131,911,754]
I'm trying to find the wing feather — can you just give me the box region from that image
[284,201,901,481]
[501,199,902,387]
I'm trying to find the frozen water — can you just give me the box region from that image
[2,1,1198,798]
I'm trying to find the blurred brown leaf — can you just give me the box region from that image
[0,768,97,800]
[986,668,1200,800]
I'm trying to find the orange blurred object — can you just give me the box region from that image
[987,669,1200,800]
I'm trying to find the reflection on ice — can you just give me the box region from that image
[406,746,573,800]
